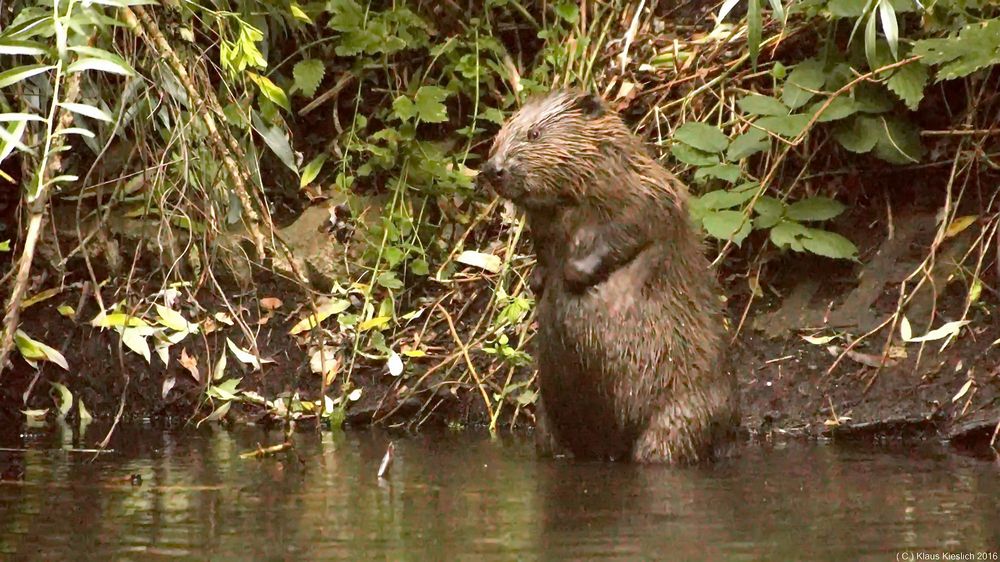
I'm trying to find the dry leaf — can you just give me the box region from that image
[180,348,200,382]
[261,297,283,310]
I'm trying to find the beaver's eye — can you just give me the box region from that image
[527,128,540,141]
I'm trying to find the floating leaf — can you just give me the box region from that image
[675,122,730,153]
[455,250,502,273]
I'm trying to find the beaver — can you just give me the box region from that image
[479,89,738,464]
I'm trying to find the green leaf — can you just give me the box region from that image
[755,114,811,138]
[49,382,73,417]
[872,116,923,164]
[738,94,789,116]
[67,57,134,76]
[727,128,770,161]
[14,330,69,370]
[414,86,450,123]
[252,111,298,173]
[0,64,54,89]
[833,115,880,153]
[0,119,30,165]
[802,228,858,259]
[249,72,290,112]
[0,39,48,56]
[703,210,752,246]
[748,0,762,68]
[878,0,898,60]
[695,183,758,210]
[912,19,1000,82]
[59,102,113,122]
[300,154,327,187]
[293,59,325,98]
[694,163,742,183]
[864,8,879,71]
[290,3,312,22]
[786,197,846,221]
[753,196,785,229]
[782,58,825,109]
[671,143,720,166]
[392,96,416,121]
[769,219,809,251]
[848,85,891,116]
[767,0,785,22]
[807,96,859,123]
[554,0,580,23]
[675,122,730,153]
[68,46,136,74]
[377,271,403,290]
[0,240,9,251]
[887,62,929,110]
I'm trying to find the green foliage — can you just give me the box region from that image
[912,19,1000,81]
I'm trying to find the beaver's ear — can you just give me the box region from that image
[573,92,605,119]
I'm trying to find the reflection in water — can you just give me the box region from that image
[0,426,998,561]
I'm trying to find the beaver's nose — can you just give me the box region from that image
[479,160,506,184]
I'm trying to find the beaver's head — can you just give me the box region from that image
[479,90,629,209]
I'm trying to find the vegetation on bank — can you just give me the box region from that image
[0,0,997,433]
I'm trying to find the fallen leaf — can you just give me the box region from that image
[387,351,403,377]
[944,215,976,239]
[23,287,62,309]
[180,348,200,382]
[455,250,502,273]
[162,375,177,399]
[288,298,351,335]
[952,379,974,403]
[261,297,283,310]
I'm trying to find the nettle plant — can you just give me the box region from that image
[677,0,1000,260]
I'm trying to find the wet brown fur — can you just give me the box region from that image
[483,90,738,464]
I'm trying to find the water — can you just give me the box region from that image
[1,426,998,561]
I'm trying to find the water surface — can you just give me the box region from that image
[1,426,997,560]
